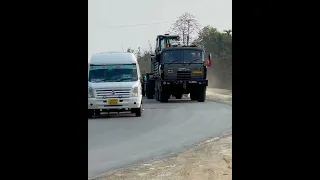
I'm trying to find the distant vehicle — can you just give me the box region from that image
[141,74,147,96]
[141,73,154,99]
[146,34,212,102]
[88,52,143,118]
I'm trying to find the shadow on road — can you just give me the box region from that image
[165,99,198,103]
[143,96,199,104]
[89,112,137,120]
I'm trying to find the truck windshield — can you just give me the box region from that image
[88,64,138,82]
[160,37,180,50]
[163,50,203,64]
[183,50,203,63]
[163,50,183,63]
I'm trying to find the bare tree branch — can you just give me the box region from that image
[170,12,201,45]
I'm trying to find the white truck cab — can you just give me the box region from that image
[88,52,143,117]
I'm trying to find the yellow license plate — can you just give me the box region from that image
[192,70,202,74]
[108,99,118,105]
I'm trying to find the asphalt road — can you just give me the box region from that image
[88,97,232,179]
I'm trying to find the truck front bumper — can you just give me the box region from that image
[88,96,142,110]
[160,80,208,86]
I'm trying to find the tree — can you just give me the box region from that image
[148,40,153,54]
[125,41,155,74]
[223,29,232,37]
[136,47,142,59]
[195,26,232,89]
[170,12,201,45]
[126,48,135,53]
[196,26,232,58]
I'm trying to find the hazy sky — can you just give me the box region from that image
[88,0,232,59]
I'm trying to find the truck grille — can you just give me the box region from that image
[177,71,191,80]
[95,88,131,99]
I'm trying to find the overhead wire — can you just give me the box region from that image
[105,21,174,28]
[101,21,175,51]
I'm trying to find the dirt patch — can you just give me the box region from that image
[206,88,232,105]
[92,89,232,180]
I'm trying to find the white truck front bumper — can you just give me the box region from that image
[88,96,142,110]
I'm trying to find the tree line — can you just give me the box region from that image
[127,12,232,90]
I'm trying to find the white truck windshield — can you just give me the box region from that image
[88,64,138,82]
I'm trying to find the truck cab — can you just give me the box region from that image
[155,34,180,54]
[146,33,212,103]
[157,46,211,101]
[88,52,143,117]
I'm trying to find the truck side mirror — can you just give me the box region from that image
[206,53,212,66]
[206,59,212,66]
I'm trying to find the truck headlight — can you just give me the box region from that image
[88,87,95,98]
[132,86,139,97]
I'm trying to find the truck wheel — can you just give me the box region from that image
[132,102,142,117]
[88,110,93,118]
[146,87,153,99]
[155,89,160,101]
[197,87,207,102]
[159,90,168,102]
[146,91,153,99]
[190,93,197,100]
[175,93,182,99]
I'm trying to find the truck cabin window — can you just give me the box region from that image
[163,50,203,64]
[160,38,180,49]
[160,38,165,50]
[88,64,138,82]
[168,38,180,45]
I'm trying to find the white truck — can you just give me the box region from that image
[88,52,143,118]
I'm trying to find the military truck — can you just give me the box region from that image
[146,34,212,102]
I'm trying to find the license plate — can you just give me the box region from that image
[192,70,202,74]
[108,99,118,105]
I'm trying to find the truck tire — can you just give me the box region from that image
[155,89,160,101]
[146,86,153,99]
[198,87,206,102]
[146,91,153,99]
[132,102,142,117]
[190,93,197,100]
[159,90,168,102]
[175,93,182,99]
